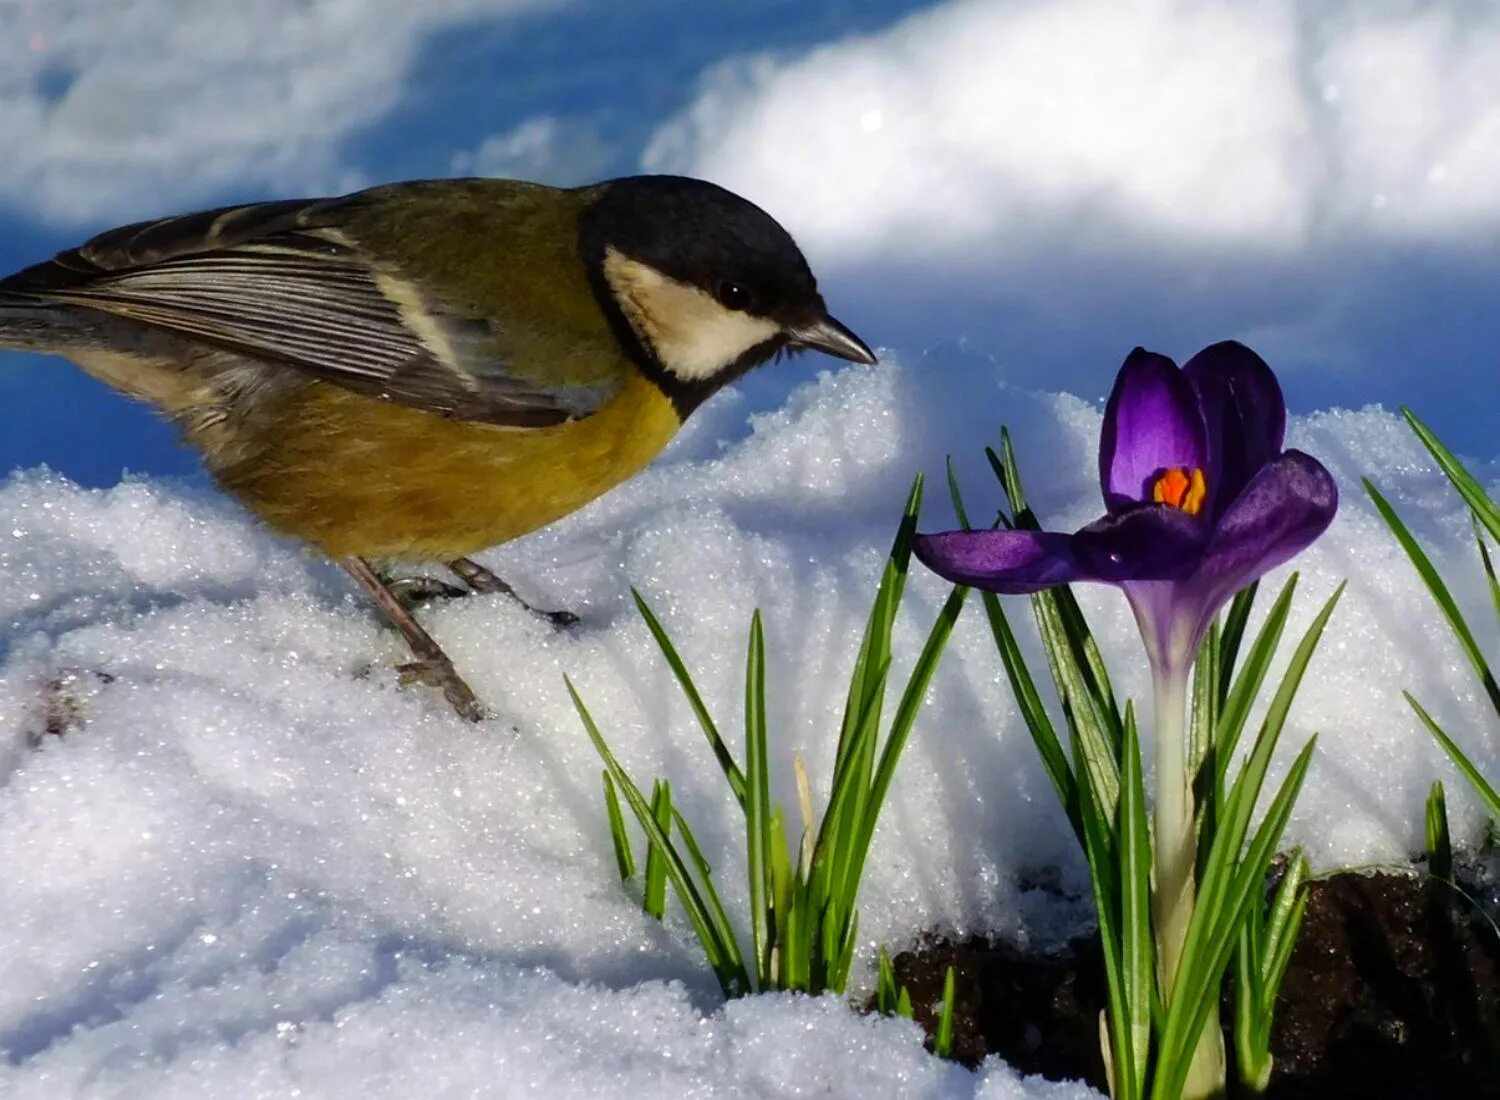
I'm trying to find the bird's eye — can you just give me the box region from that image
[716,282,753,310]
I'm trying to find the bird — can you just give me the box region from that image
[0,175,875,721]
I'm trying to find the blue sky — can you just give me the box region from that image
[1,0,1496,487]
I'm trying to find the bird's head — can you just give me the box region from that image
[579,175,874,414]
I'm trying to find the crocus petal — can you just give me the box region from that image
[1193,449,1338,611]
[1099,348,1208,513]
[1182,341,1286,517]
[913,529,1088,593]
[1070,505,1207,583]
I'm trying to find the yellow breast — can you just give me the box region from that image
[215,370,682,561]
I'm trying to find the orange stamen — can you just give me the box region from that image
[1153,466,1207,515]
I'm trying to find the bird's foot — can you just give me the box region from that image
[537,607,581,629]
[397,656,487,723]
[447,557,580,628]
[383,574,470,610]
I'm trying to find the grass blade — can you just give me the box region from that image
[1427,781,1453,881]
[643,779,672,919]
[1408,693,1500,818]
[843,584,968,913]
[1191,620,1221,795]
[632,589,748,805]
[983,589,1079,832]
[669,804,750,983]
[601,771,635,882]
[1366,478,1500,716]
[877,947,901,1016]
[745,611,773,983]
[1215,576,1299,793]
[1155,738,1316,1100]
[949,459,1079,833]
[1403,407,1500,543]
[1118,705,1154,1092]
[1217,582,1260,703]
[1075,731,1137,1100]
[570,676,750,996]
[1476,520,1500,625]
[993,430,1124,753]
[934,966,957,1058]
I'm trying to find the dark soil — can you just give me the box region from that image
[888,868,1500,1098]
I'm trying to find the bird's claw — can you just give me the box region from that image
[397,657,487,723]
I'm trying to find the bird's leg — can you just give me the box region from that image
[382,573,469,608]
[342,557,486,722]
[446,557,579,627]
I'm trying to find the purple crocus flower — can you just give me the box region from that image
[914,341,1338,675]
[916,343,1337,1089]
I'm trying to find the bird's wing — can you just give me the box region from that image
[0,196,618,428]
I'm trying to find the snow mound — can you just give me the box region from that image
[1,351,1493,1095]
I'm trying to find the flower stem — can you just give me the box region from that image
[1152,658,1224,1097]
[1151,662,1193,991]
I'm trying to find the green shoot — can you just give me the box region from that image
[934,965,957,1059]
[573,476,966,998]
[1427,781,1453,882]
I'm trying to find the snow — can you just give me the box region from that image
[2,347,1495,1097]
[4,3,1500,1091]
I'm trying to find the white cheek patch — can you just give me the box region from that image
[603,248,780,382]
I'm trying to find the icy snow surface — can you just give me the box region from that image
[1,352,1495,1097]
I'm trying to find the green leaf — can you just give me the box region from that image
[1403,407,1500,543]
[632,589,748,806]
[981,588,1079,835]
[669,805,743,965]
[1427,781,1453,882]
[945,455,973,530]
[837,476,923,762]
[1155,737,1317,1100]
[601,771,635,882]
[876,946,900,1016]
[1233,852,1309,1094]
[1215,576,1299,795]
[993,429,1124,760]
[1191,619,1221,805]
[643,779,672,920]
[745,610,773,983]
[1033,588,1121,818]
[950,453,1078,834]
[1365,478,1500,717]
[1075,730,1138,1100]
[1117,706,1154,1093]
[934,966,957,1059]
[1155,585,1339,1099]
[1260,853,1309,996]
[843,584,968,918]
[1218,582,1260,703]
[830,908,861,993]
[570,676,751,997]
[767,802,795,987]
[1471,518,1500,630]
[1408,693,1500,819]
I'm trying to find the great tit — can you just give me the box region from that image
[0,175,875,720]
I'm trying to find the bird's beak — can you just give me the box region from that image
[785,314,877,365]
